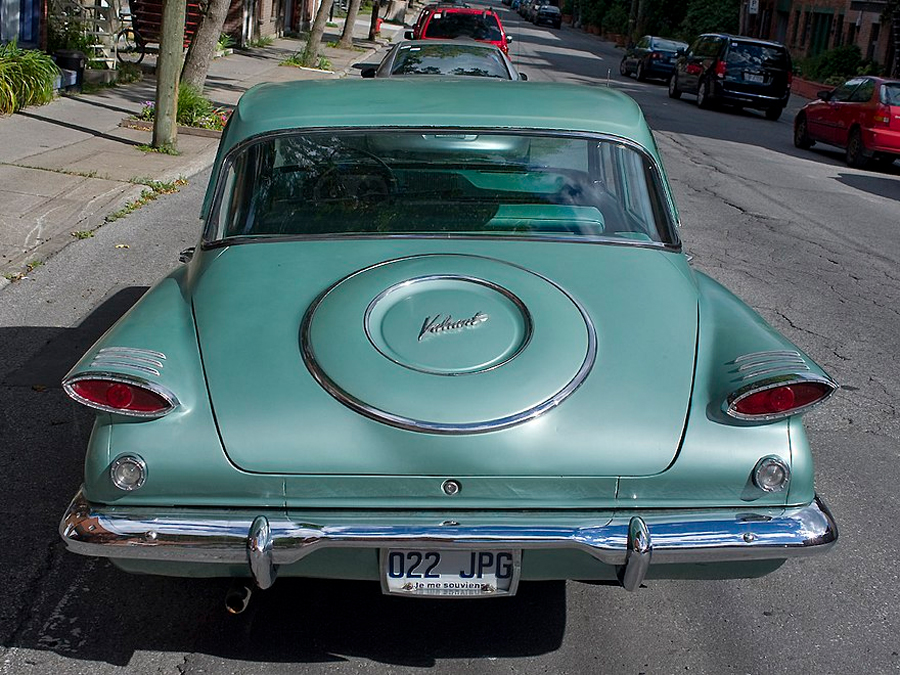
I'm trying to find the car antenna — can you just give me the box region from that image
[607,69,611,86]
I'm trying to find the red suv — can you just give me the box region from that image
[406,6,512,55]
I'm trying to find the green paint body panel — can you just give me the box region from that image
[192,240,696,477]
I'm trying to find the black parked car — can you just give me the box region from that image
[668,33,792,121]
[533,4,561,28]
[620,36,687,81]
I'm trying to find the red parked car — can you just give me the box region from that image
[406,6,512,55]
[794,76,900,169]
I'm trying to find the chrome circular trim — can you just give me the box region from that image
[62,372,179,418]
[752,455,791,493]
[109,454,147,491]
[362,274,533,376]
[301,254,598,435]
[441,479,461,496]
[725,373,839,422]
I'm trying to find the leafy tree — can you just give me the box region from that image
[681,0,739,41]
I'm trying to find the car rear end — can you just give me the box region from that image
[645,38,685,78]
[865,80,900,161]
[715,38,791,114]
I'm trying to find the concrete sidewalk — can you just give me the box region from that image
[0,19,400,288]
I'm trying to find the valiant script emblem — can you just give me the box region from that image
[418,312,489,341]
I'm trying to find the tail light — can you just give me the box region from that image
[650,52,661,60]
[64,375,178,418]
[874,103,891,127]
[715,60,726,78]
[726,378,836,422]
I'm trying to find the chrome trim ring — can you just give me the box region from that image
[109,455,147,491]
[62,372,179,418]
[725,373,839,422]
[753,455,791,493]
[300,254,597,435]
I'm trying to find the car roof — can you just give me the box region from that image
[223,79,652,149]
[205,80,657,215]
[699,33,787,48]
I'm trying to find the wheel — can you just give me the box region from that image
[764,106,783,121]
[668,73,681,99]
[696,78,713,109]
[116,28,144,64]
[619,58,628,76]
[793,115,813,149]
[846,128,870,169]
[635,60,646,82]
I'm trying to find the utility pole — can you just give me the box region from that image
[153,0,188,152]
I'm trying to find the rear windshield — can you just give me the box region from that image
[424,12,502,41]
[208,130,677,246]
[882,83,900,105]
[726,42,789,69]
[390,45,511,78]
[652,39,685,52]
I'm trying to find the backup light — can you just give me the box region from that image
[753,456,790,492]
[110,455,147,491]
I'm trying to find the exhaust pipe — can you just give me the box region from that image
[225,580,253,615]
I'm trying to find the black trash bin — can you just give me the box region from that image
[54,50,87,93]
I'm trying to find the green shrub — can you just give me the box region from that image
[136,84,230,130]
[0,41,59,115]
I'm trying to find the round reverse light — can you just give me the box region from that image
[110,455,147,491]
[753,456,790,493]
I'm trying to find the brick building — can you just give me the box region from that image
[740,0,898,76]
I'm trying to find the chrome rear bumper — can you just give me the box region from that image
[60,489,837,592]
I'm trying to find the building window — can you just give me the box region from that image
[791,9,801,45]
[834,14,844,47]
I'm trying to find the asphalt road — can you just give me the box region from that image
[1,9,899,674]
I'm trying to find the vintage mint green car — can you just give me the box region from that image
[60,79,838,604]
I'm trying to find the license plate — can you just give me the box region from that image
[381,549,521,597]
[745,72,765,84]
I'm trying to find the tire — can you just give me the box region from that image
[793,115,813,149]
[696,78,714,109]
[846,128,870,169]
[116,28,144,64]
[619,59,628,76]
[668,73,681,99]
[636,61,646,81]
[764,106,783,121]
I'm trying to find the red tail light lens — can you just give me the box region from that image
[66,378,176,417]
[715,60,726,78]
[874,103,891,127]
[730,381,834,419]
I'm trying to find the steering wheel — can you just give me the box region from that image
[310,146,396,207]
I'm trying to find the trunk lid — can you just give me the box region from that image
[192,240,698,477]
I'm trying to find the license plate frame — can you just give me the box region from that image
[380,548,522,598]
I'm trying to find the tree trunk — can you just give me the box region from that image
[301,0,336,66]
[367,1,379,40]
[337,0,363,49]
[153,0,188,151]
[182,0,233,91]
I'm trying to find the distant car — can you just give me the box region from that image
[406,6,512,55]
[668,33,792,121]
[520,0,549,20]
[361,40,525,80]
[60,78,838,605]
[620,36,687,82]
[532,4,561,28]
[794,76,900,169]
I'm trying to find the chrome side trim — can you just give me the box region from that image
[300,254,597,435]
[87,360,162,377]
[61,491,837,584]
[61,372,179,418]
